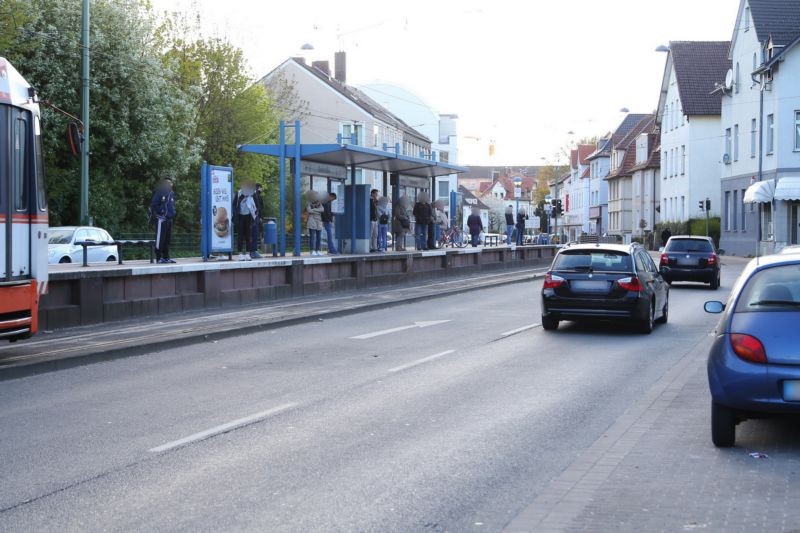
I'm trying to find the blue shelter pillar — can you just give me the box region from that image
[278,121,287,256]
[293,120,302,256]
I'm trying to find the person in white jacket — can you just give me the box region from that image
[306,191,325,256]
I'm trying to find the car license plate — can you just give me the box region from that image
[783,381,800,402]
[678,257,697,266]
[570,280,608,292]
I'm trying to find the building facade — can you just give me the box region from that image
[721,0,800,255]
[657,41,730,225]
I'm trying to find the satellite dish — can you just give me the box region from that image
[724,69,734,90]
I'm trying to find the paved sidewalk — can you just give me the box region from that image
[0,266,546,380]
[505,326,800,532]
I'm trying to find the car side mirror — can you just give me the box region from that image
[717,249,726,256]
[704,301,725,314]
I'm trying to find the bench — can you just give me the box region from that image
[76,240,155,267]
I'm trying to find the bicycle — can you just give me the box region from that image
[438,226,468,248]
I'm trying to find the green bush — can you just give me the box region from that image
[654,217,720,247]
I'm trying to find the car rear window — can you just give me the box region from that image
[553,251,632,272]
[666,238,713,253]
[735,264,800,312]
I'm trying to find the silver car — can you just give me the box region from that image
[48,226,117,264]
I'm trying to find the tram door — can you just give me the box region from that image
[1,106,32,280]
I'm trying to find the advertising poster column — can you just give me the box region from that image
[201,163,234,260]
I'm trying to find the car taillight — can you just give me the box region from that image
[730,333,767,364]
[543,273,565,289]
[660,253,669,266]
[707,253,717,265]
[617,276,643,292]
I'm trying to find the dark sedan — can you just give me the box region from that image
[704,253,800,447]
[660,235,722,289]
[541,243,669,334]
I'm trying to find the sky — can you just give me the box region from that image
[151,0,739,166]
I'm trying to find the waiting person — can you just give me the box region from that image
[151,177,176,264]
[516,207,528,245]
[322,192,338,255]
[393,195,411,251]
[413,192,433,250]
[250,183,264,256]
[505,205,515,245]
[467,206,484,247]
[306,191,324,256]
[370,189,379,252]
[234,181,258,260]
[377,196,390,252]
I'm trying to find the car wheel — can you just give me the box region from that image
[541,315,559,331]
[656,298,668,324]
[711,402,736,447]
[638,300,654,334]
[106,256,116,262]
[710,272,720,290]
[58,257,71,264]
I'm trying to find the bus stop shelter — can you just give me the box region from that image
[239,121,467,255]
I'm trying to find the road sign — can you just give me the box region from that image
[514,186,522,198]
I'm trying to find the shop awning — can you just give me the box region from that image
[743,179,775,203]
[774,176,800,201]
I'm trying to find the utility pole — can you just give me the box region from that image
[80,0,90,225]
[705,198,710,237]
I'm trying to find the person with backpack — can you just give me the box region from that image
[150,177,176,264]
[234,181,259,261]
[516,207,529,245]
[505,205,515,245]
[377,196,390,252]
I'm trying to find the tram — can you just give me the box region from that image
[0,57,49,341]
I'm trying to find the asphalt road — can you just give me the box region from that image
[0,259,747,532]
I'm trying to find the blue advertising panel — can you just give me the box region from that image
[201,162,234,259]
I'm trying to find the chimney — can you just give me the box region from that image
[291,56,306,65]
[311,60,330,77]
[334,51,346,83]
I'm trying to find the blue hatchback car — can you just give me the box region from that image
[704,253,800,447]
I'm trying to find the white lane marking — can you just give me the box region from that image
[148,402,297,453]
[388,350,455,373]
[500,324,540,337]
[350,320,451,340]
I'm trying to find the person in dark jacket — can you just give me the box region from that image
[516,208,528,245]
[504,205,515,245]
[413,192,433,250]
[151,177,176,263]
[467,206,484,247]
[250,183,264,256]
[322,192,338,255]
[370,189,379,252]
[661,227,672,248]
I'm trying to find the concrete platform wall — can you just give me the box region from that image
[40,246,557,331]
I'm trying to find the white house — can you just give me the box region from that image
[721,0,800,255]
[259,54,432,199]
[560,145,595,242]
[656,41,730,225]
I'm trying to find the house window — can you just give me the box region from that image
[744,6,750,31]
[762,202,773,238]
[681,145,686,174]
[732,190,739,230]
[766,114,774,154]
[735,63,740,93]
[681,196,685,220]
[795,110,800,150]
[341,122,364,145]
[663,151,667,178]
[752,53,758,78]
[664,103,669,131]
[741,189,747,231]
[373,125,379,147]
[725,128,732,162]
[750,118,757,157]
[733,124,739,161]
[725,191,731,231]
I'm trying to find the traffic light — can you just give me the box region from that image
[698,200,705,212]
[705,199,711,211]
[553,199,563,217]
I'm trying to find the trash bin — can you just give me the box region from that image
[433,224,441,248]
[263,218,277,255]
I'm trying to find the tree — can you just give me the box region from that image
[5,0,201,234]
